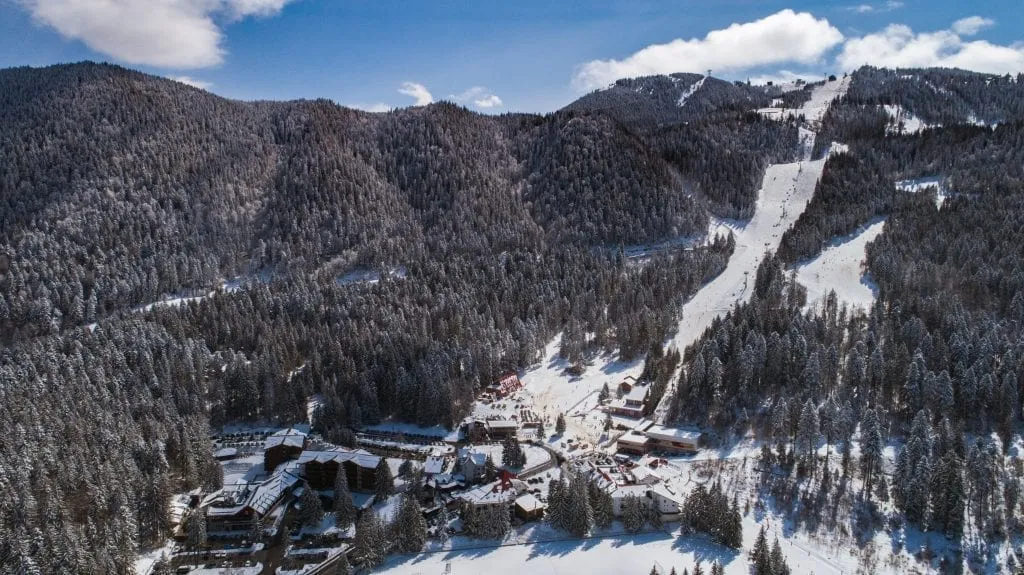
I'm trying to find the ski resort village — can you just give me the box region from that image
[123,72,1024,575]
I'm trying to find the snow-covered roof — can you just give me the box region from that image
[624,385,649,402]
[457,482,518,506]
[264,427,308,450]
[458,447,488,466]
[213,447,238,459]
[486,419,519,431]
[249,470,301,515]
[630,464,662,484]
[617,431,650,446]
[642,425,701,444]
[515,493,545,512]
[424,455,450,475]
[203,468,301,517]
[295,447,380,469]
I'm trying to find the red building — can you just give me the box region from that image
[488,372,523,398]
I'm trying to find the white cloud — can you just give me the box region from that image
[17,0,298,69]
[449,86,504,109]
[572,9,844,91]
[170,75,213,90]
[952,16,995,36]
[398,82,433,106]
[845,1,903,13]
[837,19,1024,74]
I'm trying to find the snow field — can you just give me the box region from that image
[794,218,886,312]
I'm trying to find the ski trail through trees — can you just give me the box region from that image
[654,77,850,422]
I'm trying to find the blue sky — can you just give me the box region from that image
[2,0,1022,113]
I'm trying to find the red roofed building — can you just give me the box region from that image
[488,372,522,398]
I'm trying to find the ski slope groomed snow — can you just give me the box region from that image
[654,78,850,420]
[667,159,826,355]
[795,218,886,312]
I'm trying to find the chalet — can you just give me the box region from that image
[610,483,684,518]
[457,471,526,510]
[423,452,453,478]
[456,447,489,482]
[466,418,519,441]
[605,383,650,418]
[200,468,300,536]
[294,448,380,492]
[487,372,523,398]
[642,424,702,455]
[514,493,546,521]
[617,376,638,395]
[485,419,519,439]
[263,428,308,473]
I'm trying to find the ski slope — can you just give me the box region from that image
[654,78,849,420]
[795,218,886,312]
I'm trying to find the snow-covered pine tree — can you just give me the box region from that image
[750,525,771,574]
[185,510,206,551]
[796,398,820,465]
[375,458,395,500]
[623,494,645,533]
[393,492,427,553]
[556,413,566,434]
[298,481,324,527]
[859,407,884,498]
[770,536,791,575]
[334,468,356,529]
[354,511,387,568]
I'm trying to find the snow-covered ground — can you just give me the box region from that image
[652,76,850,422]
[756,76,849,126]
[521,337,646,448]
[677,75,706,107]
[800,76,850,126]
[794,218,886,312]
[884,104,929,135]
[896,176,950,209]
[472,442,552,473]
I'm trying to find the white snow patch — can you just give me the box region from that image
[883,104,929,135]
[896,176,950,209]
[676,76,706,107]
[795,218,886,312]
[800,75,850,126]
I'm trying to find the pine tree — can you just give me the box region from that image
[437,505,451,546]
[393,493,427,553]
[859,407,884,498]
[770,537,790,575]
[185,510,206,551]
[599,383,610,403]
[334,468,356,529]
[375,459,395,500]
[556,413,566,435]
[299,482,324,527]
[623,494,646,533]
[484,455,497,483]
[796,398,820,465]
[750,525,771,574]
[354,511,387,569]
[692,561,704,575]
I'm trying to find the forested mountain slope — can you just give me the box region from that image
[0,62,742,572]
[669,66,1024,572]
[0,63,713,342]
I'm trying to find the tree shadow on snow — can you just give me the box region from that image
[671,534,741,565]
